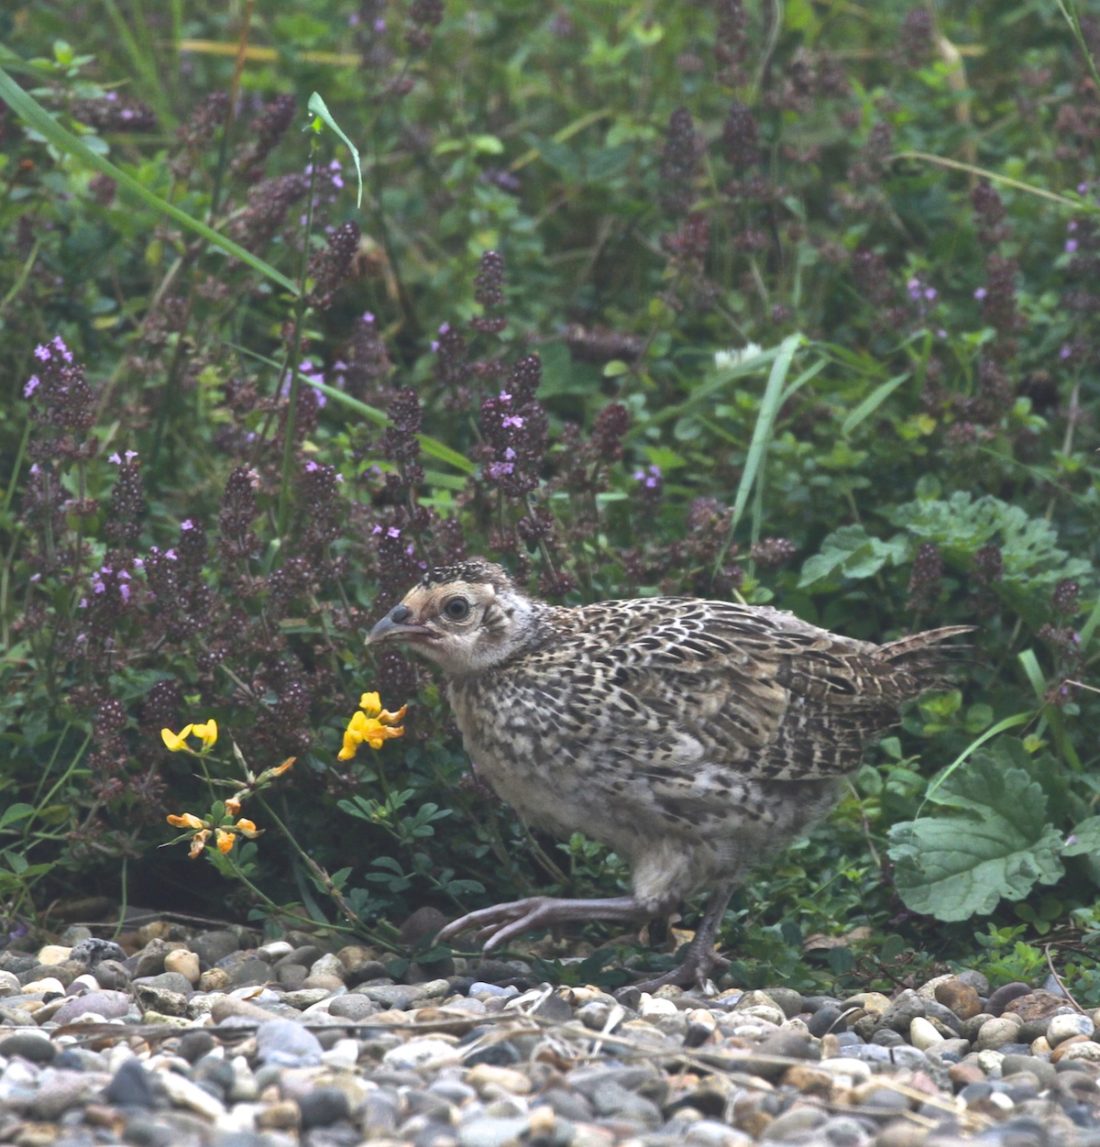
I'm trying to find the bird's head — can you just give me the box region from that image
[367,559,542,676]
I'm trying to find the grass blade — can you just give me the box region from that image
[0,63,299,296]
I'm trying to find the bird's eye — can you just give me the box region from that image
[442,596,471,621]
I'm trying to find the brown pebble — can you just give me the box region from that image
[82,1104,124,1132]
[399,906,449,946]
[781,1064,835,1096]
[731,1091,773,1137]
[1004,989,1074,1025]
[948,1062,987,1089]
[875,1117,931,1147]
[256,1100,301,1130]
[466,1063,533,1095]
[1054,1040,1100,1066]
[1050,1034,1090,1063]
[198,967,230,991]
[934,977,983,1020]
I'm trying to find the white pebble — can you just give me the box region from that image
[21,977,66,996]
[910,1016,946,1050]
[321,1037,360,1070]
[819,1057,873,1083]
[35,945,73,966]
[1048,1013,1095,1045]
[158,1068,227,1118]
[639,994,679,1017]
[382,1037,461,1070]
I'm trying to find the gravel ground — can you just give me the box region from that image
[1,922,1099,1146]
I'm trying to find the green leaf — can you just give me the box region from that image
[798,525,907,587]
[888,749,1065,921]
[1064,815,1100,857]
[840,372,909,437]
[307,91,363,208]
[0,803,34,831]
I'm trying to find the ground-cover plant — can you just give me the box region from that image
[0,1,1097,994]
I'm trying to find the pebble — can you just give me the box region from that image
[1050,1012,1096,1045]
[0,928,1095,1146]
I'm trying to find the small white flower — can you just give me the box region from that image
[714,343,764,370]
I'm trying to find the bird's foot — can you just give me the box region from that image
[631,944,730,995]
[437,894,645,953]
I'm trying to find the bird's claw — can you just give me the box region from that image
[631,946,730,995]
[436,896,557,951]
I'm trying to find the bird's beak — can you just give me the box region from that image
[368,604,432,645]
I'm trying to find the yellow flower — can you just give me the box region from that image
[270,757,296,777]
[188,829,210,859]
[167,812,206,831]
[191,719,218,750]
[338,695,407,761]
[161,719,218,753]
[161,725,195,752]
[359,693,408,724]
[225,797,242,816]
[215,828,236,854]
[235,818,260,838]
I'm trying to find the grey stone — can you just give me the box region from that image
[254,1018,323,1067]
[70,937,127,968]
[298,1086,351,1128]
[104,1058,157,1108]
[227,957,274,986]
[878,989,926,1033]
[587,1079,661,1125]
[808,1003,846,1037]
[134,984,189,1017]
[986,982,1032,1016]
[92,959,132,990]
[1001,1054,1058,1090]
[52,989,132,1023]
[357,983,418,1009]
[30,1067,109,1119]
[176,1030,217,1063]
[189,930,243,968]
[685,1120,754,1146]
[134,970,194,995]
[761,1105,827,1138]
[0,1031,55,1062]
[126,938,176,978]
[457,1116,531,1147]
[327,993,381,1021]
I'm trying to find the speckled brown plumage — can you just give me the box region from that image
[368,558,970,989]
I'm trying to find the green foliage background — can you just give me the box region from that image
[0,0,1097,992]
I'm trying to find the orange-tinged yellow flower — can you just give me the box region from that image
[225,797,242,816]
[167,812,206,831]
[270,757,296,777]
[339,691,408,760]
[359,692,408,724]
[215,828,236,854]
[188,829,210,859]
[235,818,260,838]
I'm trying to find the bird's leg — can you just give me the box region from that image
[631,884,734,994]
[437,895,649,953]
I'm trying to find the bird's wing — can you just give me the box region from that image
[521,598,936,794]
